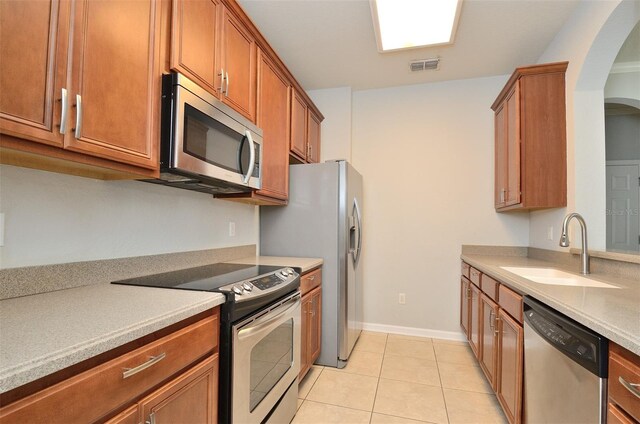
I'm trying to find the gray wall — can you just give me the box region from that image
[0,165,259,268]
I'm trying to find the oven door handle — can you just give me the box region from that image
[238,296,300,340]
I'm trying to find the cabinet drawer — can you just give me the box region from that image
[300,268,322,296]
[609,346,640,422]
[608,402,636,424]
[481,274,499,302]
[0,313,218,424]
[498,285,523,324]
[469,267,482,286]
[461,262,470,279]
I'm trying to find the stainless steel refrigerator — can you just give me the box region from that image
[260,160,363,368]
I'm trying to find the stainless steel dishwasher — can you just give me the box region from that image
[523,296,608,423]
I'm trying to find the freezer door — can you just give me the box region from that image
[339,162,364,362]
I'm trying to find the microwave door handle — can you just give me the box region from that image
[243,130,255,184]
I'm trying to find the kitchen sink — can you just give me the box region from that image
[500,267,619,289]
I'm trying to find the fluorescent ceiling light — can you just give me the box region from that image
[370,0,462,52]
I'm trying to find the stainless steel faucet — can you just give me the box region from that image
[559,213,590,274]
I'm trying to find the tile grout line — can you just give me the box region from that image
[433,341,452,424]
[368,332,387,424]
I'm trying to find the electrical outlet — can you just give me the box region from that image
[398,293,406,304]
[229,221,236,237]
[547,226,554,241]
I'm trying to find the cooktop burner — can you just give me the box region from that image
[112,263,285,292]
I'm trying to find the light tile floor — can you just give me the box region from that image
[293,332,507,424]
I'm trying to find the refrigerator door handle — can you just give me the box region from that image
[351,198,362,267]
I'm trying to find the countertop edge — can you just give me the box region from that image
[460,254,640,357]
[0,294,225,393]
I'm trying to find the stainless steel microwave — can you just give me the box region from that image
[149,73,262,195]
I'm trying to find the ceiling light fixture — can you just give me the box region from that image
[370,0,463,52]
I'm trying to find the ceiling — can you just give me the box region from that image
[238,0,580,91]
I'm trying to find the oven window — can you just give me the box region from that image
[249,318,294,411]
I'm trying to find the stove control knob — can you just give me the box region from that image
[279,271,288,279]
[286,268,295,275]
[243,282,253,291]
[233,285,244,295]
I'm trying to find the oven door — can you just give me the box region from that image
[232,292,301,424]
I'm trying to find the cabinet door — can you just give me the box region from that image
[170,0,221,96]
[299,296,311,380]
[104,406,138,424]
[494,103,507,207]
[460,278,470,338]
[256,49,290,200]
[307,110,321,163]
[220,7,256,122]
[505,83,521,206]
[479,294,499,389]
[0,0,69,147]
[308,287,322,364]
[65,0,160,170]
[139,355,218,424]
[497,309,523,424]
[469,283,481,357]
[290,90,308,160]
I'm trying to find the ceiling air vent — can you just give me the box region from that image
[410,58,440,72]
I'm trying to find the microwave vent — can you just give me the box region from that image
[410,58,440,72]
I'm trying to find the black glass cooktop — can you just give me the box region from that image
[112,263,284,292]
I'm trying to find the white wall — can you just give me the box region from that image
[0,165,259,268]
[351,76,530,334]
[307,87,353,162]
[530,0,639,251]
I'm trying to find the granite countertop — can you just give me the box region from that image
[231,256,323,274]
[461,254,640,355]
[0,283,225,393]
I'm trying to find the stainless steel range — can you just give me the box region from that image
[113,263,301,424]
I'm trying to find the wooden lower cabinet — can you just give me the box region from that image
[299,269,322,380]
[469,282,481,356]
[479,293,499,389]
[608,342,640,422]
[138,355,218,424]
[460,261,524,424]
[460,277,470,337]
[0,310,219,424]
[608,402,637,424]
[496,309,523,424]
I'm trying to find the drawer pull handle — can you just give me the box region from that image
[308,276,315,281]
[619,376,640,399]
[123,353,166,379]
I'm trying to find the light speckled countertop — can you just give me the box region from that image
[0,283,225,393]
[232,256,323,274]
[461,254,640,355]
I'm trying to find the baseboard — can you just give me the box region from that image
[362,322,466,342]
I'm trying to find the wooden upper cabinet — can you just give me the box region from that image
[290,89,322,163]
[491,62,567,211]
[64,0,160,170]
[220,7,256,122]
[307,110,321,163]
[170,0,221,96]
[0,0,69,147]
[256,49,290,201]
[290,89,308,159]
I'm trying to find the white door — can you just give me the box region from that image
[606,164,640,252]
